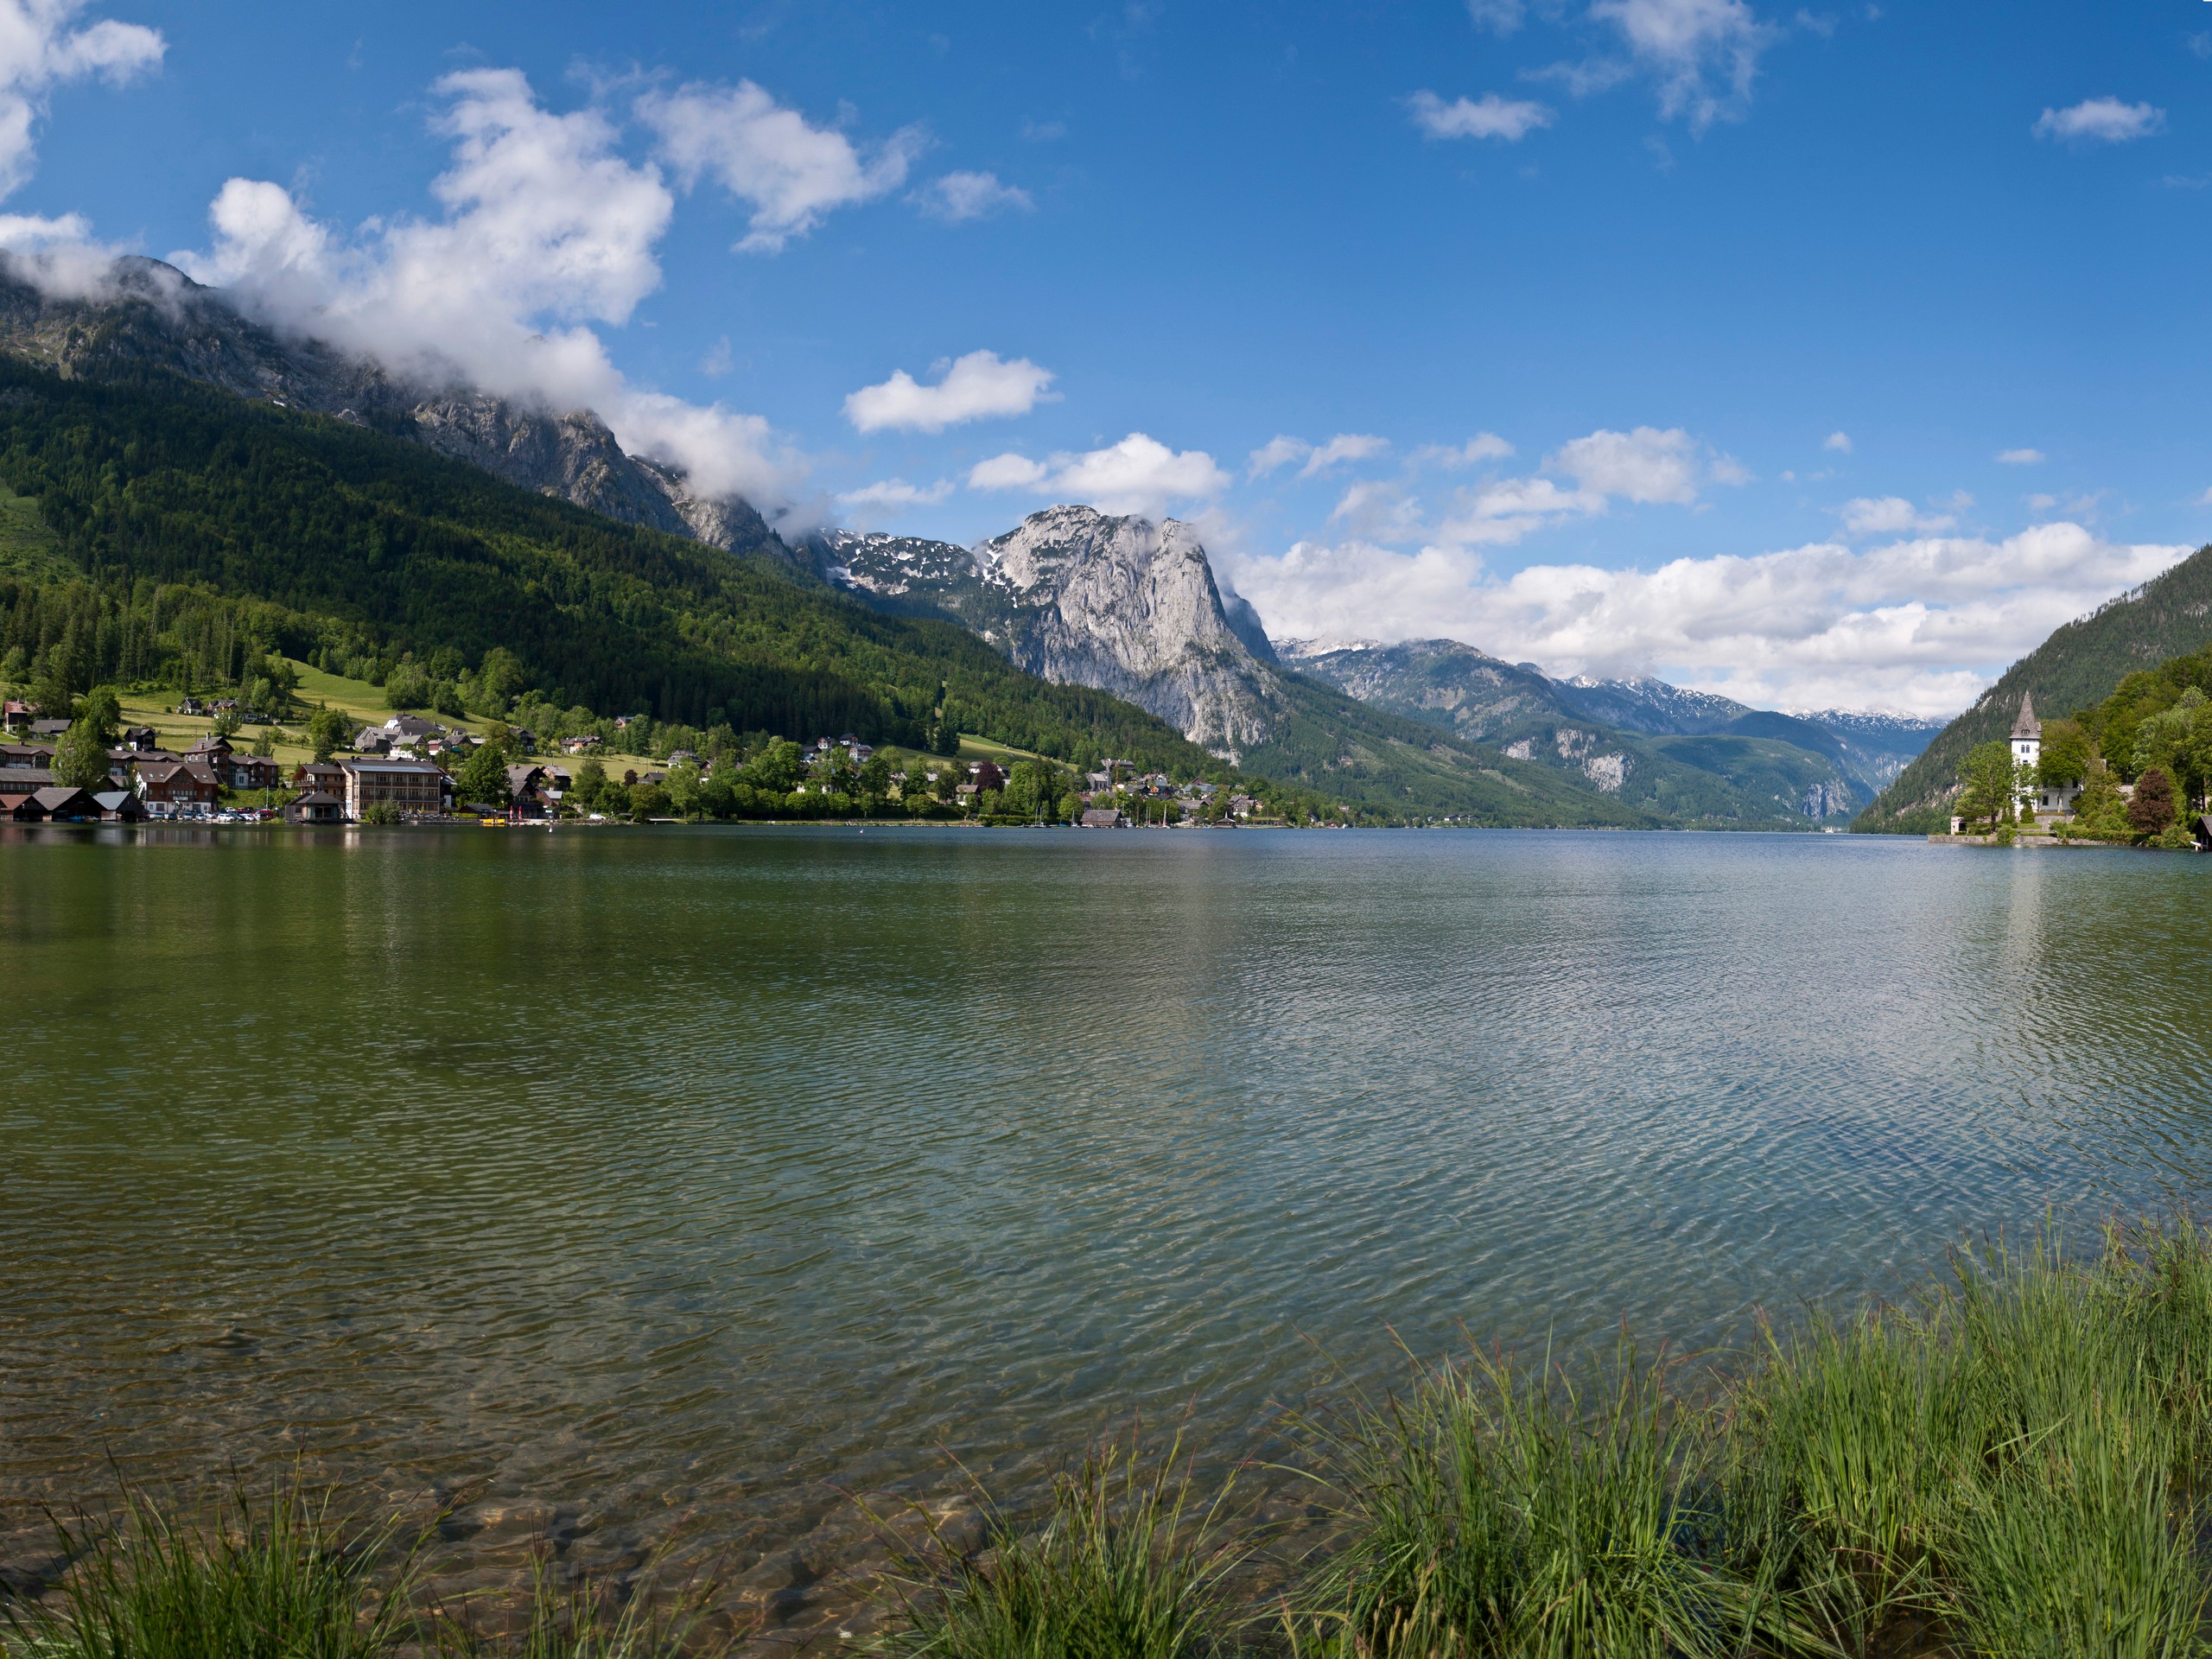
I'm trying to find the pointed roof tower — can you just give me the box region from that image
[2011,692,2040,741]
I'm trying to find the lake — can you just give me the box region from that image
[4,824,2209,1634]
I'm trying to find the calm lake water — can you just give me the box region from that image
[4,824,2211,1630]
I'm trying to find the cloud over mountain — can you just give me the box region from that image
[844,349,1055,433]
[968,433,1229,518]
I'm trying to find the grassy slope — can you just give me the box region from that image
[1856,544,2212,832]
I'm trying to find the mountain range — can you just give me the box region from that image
[0,251,1948,828]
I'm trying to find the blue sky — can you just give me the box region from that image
[5,0,2209,713]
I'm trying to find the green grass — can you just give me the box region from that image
[874,1437,1243,1659]
[3,1477,420,1659]
[2,1478,709,1659]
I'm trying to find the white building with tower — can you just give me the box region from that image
[2012,692,2083,819]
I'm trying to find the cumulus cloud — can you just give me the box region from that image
[172,68,800,509]
[843,349,1055,434]
[917,169,1033,221]
[1997,448,2045,466]
[1840,496,1954,537]
[1407,90,1554,141]
[1588,0,1774,129]
[1224,522,2190,717]
[1548,424,1700,504]
[637,79,925,253]
[0,0,162,197]
[1823,430,1852,453]
[967,432,1229,518]
[1468,0,1525,31]
[2034,98,2164,144]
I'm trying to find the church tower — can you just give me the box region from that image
[2011,692,2040,808]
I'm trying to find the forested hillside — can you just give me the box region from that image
[1855,545,2212,832]
[0,358,1225,773]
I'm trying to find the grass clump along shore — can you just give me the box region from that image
[2,1480,707,1659]
[912,1219,2212,1659]
[13,1219,2212,1658]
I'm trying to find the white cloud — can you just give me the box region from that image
[2034,98,2164,144]
[1286,426,1726,551]
[837,476,953,510]
[1247,435,1308,478]
[173,69,801,510]
[1823,430,1852,453]
[1249,432,1389,480]
[967,453,1049,492]
[1997,448,2045,466]
[1467,0,1524,32]
[1589,0,1774,129]
[843,349,1056,434]
[1223,522,2190,717]
[0,0,162,198]
[917,169,1033,221]
[1301,433,1389,477]
[967,432,1228,518]
[1331,479,1430,542]
[1547,425,1700,504]
[1411,433,1515,469]
[1840,495,1953,536]
[637,79,925,253]
[1407,90,1554,141]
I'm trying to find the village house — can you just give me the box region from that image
[292,760,347,797]
[338,757,446,819]
[120,725,159,752]
[8,785,100,822]
[968,760,1007,791]
[135,759,222,816]
[29,717,70,739]
[1,698,32,734]
[1080,807,1126,828]
[225,753,283,791]
[284,791,344,825]
[0,768,52,813]
[353,728,394,754]
[562,734,601,754]
[384,714,444,742]
[501,762,550,818]
[92,790,147,823]
[0,742,53,769]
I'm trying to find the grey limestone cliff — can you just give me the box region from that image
[815,506,1284,757]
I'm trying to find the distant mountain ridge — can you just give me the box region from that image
[1279,637,1942,823]
[1856,543,2212,831]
